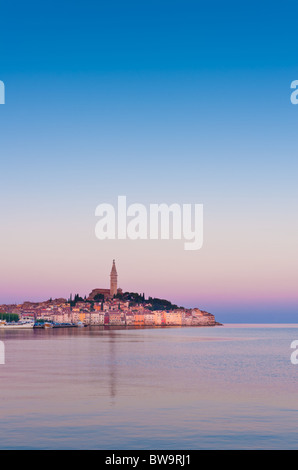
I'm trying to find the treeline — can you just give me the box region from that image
[0,313,20,322]
[66,291,181,311]
[115,292,180,311]
[115,292,145,305]
[147,297,179,311]
[68,293,87,307]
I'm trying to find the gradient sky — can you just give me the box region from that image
[0,1,298,322]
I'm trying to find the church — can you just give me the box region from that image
[88,260,123,300]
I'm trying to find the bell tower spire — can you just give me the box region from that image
[110,259,118,297]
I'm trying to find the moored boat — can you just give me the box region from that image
[0,320,34,329]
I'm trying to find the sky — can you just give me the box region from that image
[0,0,298,322]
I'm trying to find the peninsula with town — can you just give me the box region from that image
[0,260,221,328]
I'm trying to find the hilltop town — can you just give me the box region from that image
[0,260,220,328]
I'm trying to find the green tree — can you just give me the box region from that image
[0,313,19,322]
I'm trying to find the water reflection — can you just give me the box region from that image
[107,328,117,404]
[1,325,298,449]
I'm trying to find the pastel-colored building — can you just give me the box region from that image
[109,311,125,325]
[164,310,183,326]
[125,312,134,325]
[182,311,193,326]
[191,308,215,326]
[144,312,155,325]
[134,312,145,326]
[53,312,73,323]
[154,310,166,326]
[84,312,105,325]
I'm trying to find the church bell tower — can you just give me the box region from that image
[110,259,118,297]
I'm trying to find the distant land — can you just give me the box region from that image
[0,260,222,328]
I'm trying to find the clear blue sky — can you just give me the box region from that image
[0,1,298,322]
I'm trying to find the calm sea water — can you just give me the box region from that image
[0,324,298,450]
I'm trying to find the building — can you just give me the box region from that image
[164,310,183,326]
[134,311,145,326]
[125,312,135,325]
[144,311,155,326]
[154,311,166,326]
[182,311,193,326]
[191,308,216,326]
[84,312,105,325]
[109,310,125,325]
[110,259,118,297]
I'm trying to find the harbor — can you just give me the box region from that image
[0,320,85,330]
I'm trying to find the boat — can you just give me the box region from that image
[0,320,34,329]
[52,322,76,328]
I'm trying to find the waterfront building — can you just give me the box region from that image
[154,311,166,326]
[164,310,183,326]
[84,312,105,325]
[109,310,125,325]
[53,312,73,323]
[134,311,145,326]
[125,312,134,325]
[191,308,215,326]
[144,312,155,326]
[182,311,193,326]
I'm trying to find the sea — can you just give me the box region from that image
[0,324,298,450]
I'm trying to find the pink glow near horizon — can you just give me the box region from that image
[1,249,297,308]
[0,207,297,310]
